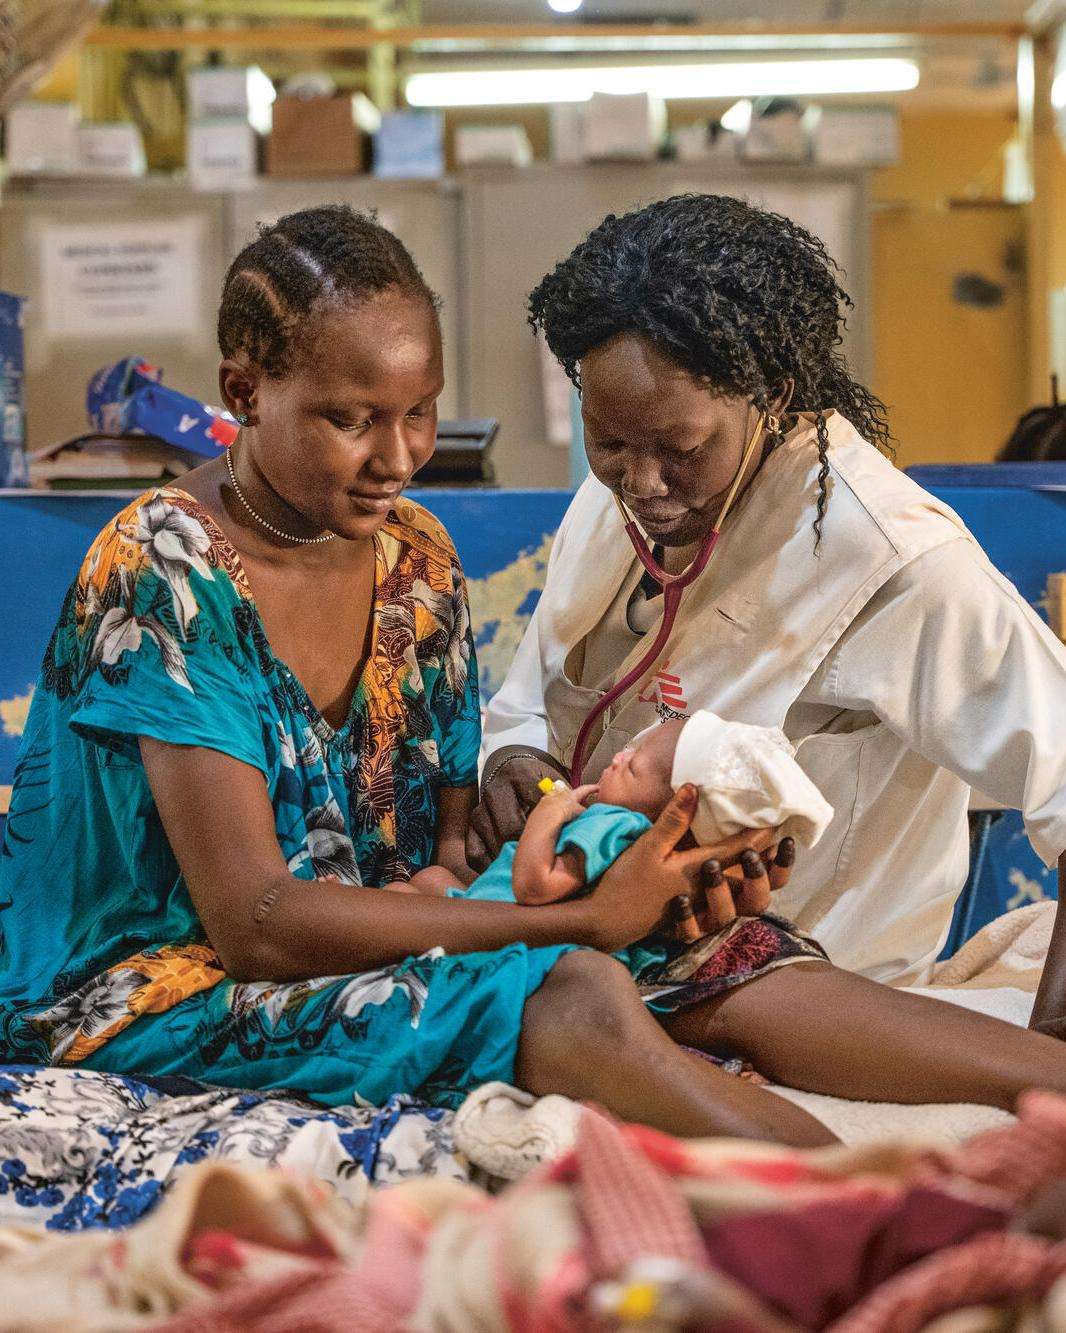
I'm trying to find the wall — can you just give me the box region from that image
[869,109,1028,468]
[2,87,1034,471]
[0,167,866,491]
[1028,36,1066,404]
[445,103,1029,468]
[442,102,1030,466]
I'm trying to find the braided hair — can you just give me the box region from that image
[218,204,438,377]
[528,193,892,547]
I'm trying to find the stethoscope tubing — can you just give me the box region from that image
[568,410,775,784]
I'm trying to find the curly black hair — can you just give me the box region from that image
[218,203,438,377]
[529,193,892,546]
[997,403,1066,462]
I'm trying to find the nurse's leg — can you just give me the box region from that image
[664,960,1066,1109]
[516,951,836,1147]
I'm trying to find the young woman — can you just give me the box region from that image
[476,192,1066,1082]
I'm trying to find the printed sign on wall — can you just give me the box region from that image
[39,218,205,340]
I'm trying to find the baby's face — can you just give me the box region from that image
[595,719,686,820]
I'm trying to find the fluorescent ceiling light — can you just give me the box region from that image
[1053,70,1066,108]
[548,0,584,12]
[406,58,920,108]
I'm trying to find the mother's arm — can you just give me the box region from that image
[471,590,568,869]
[433,784,478,886]
[140,739,718,981]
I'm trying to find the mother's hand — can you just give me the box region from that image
[573,786,733,951]
[467,746,569,871]
[577,794,799,953]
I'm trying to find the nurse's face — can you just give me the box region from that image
[579,334,779,548]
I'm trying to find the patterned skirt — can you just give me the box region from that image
[635,912,829,1014]
[631,912,829,1081]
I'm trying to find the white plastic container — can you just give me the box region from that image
[5,102,79,175]
[455,125,533,168]
[584,92,666,162]
[76,123,146,177]
[809,105,900,166]
[740,106,813,162]
[187,66,275,134]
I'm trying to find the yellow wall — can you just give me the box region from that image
[869,110,1028,467]
[32,51,79,103]
[1027,43,1066,405]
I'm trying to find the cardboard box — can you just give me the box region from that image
[0,294,27,487]
[187,65,275,133]
[187,120,259,189]
[455,124,533,168]
[267,94,377,178]
[4,101,79,175]
[584,92,666,161]
[549,103,587,164]
[373,110,444,179]
[809,105,900,166]
[76,123,146,177]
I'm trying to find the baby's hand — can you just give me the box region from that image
[541,782,598,821]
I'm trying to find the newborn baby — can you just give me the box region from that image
[399,711,832,942]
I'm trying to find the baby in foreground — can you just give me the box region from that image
[396,711,832,939]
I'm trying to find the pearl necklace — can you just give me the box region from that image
[225,448,335,545]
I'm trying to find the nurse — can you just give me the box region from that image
[473,193,1066,1025]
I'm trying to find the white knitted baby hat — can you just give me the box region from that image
[670,710,834,848]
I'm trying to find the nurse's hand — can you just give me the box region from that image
[467,746,569,871]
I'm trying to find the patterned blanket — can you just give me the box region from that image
[0,1065,465,1231]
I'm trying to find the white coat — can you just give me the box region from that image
[484,412,1066,984]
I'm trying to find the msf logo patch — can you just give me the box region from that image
[637,662,688,721]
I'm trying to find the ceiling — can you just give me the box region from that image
[423,1,1033,24]
[412,2,1033,109]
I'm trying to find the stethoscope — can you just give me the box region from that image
[569,409,779,785]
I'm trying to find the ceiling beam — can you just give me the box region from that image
[84,20,1028,53]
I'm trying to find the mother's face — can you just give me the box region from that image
[230,288,444,543]
[579,334,766,549]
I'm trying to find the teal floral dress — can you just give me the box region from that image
[0,488,574,1109]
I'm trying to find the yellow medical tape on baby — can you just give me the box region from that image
[538,777,569,795]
